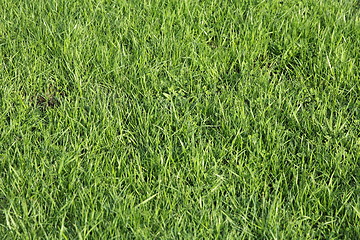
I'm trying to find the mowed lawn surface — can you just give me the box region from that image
[0,0,359,239]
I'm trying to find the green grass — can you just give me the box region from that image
[0,0,359,239]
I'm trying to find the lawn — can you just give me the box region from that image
[0,0,359,239]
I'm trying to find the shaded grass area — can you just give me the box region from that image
[0,0,359,239]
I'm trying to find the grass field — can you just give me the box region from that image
[0,0,360,239]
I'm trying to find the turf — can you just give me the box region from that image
[0,0,359,239]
